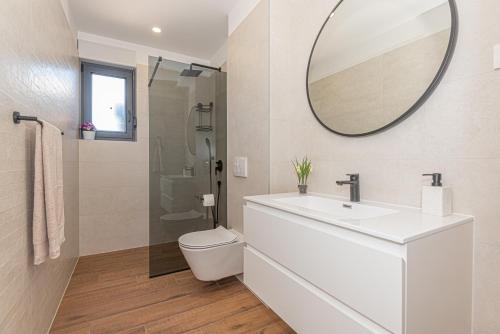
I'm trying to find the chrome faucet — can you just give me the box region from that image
[336,174,360,202]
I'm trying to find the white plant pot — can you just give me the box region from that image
[82,130,96,140]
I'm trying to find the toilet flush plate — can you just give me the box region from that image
[233,157,248,178]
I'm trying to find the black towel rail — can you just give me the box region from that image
[13,111,64,135]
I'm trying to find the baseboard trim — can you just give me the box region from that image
[47,256,79,334]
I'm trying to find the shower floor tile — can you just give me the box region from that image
[50,247,294,334]
[149,241,189,277]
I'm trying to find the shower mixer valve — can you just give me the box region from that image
[215,160,223,175]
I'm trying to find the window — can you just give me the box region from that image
[81,61,136,140]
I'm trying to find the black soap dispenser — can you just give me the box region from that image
[421,173,452,216]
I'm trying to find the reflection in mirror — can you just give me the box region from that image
[186,107,197,156]
[307,0,457,136]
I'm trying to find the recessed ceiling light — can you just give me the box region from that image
[152,27,162,33]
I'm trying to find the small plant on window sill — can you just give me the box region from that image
[80,122,96,140]
[292,157,312,194]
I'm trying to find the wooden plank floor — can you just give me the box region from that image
[50,247,294,334]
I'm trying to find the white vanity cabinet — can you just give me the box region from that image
[243,194,473,334]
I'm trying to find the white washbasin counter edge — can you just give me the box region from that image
[244,192,473,244]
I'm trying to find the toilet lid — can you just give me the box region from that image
[179,226,238,249]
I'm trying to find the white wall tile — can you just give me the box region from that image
[227,0,270,233]
[265,0,500,332]
[78,65,150,255]
[0,0,79,332]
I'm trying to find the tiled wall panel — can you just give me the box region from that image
[268,0,500,332]
[227,0,270,233]
[78,64,149,256]
[0,0,80,332]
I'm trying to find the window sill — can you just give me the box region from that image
[79,138,137,142]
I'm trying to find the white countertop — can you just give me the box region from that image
[244,192,474,244]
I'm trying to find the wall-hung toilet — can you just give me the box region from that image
[179,226,244,281]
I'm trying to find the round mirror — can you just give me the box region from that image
[307,0,458,136]
[186,107,196,155]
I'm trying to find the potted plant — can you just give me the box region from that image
[80,121,96,140]
[292,157,312,194]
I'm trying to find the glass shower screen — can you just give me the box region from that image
[148,56,227,277]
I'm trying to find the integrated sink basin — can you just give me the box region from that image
[244,192,474,244]
[274,195,397,220]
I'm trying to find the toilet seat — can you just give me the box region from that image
[179,226,238,249]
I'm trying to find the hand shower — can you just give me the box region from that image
[205,138,213,194]
[205,138,224,229]
[205,138,217,227]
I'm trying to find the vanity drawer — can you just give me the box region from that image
[244,247,390,334]
[244,205,405,334]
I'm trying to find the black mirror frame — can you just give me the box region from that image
[306,0,459,137]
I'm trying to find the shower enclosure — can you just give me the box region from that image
[148,57,227,277]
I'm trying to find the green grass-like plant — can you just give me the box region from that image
[292,157,312,185]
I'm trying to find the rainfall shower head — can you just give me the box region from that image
[180,63,222,77]
[180,64,203,77]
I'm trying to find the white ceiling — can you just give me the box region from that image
[67,0,238,60]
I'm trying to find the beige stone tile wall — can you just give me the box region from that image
[227,0,270,233]
[78,64,149,256]
[79,60,225,254]
[0,0,80,332]
[268,0,500,332]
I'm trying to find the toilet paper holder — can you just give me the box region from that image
[195,193,215,207]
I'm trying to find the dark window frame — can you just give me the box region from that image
[81,61,136,141]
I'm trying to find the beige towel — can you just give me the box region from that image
[33,121,65,265]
